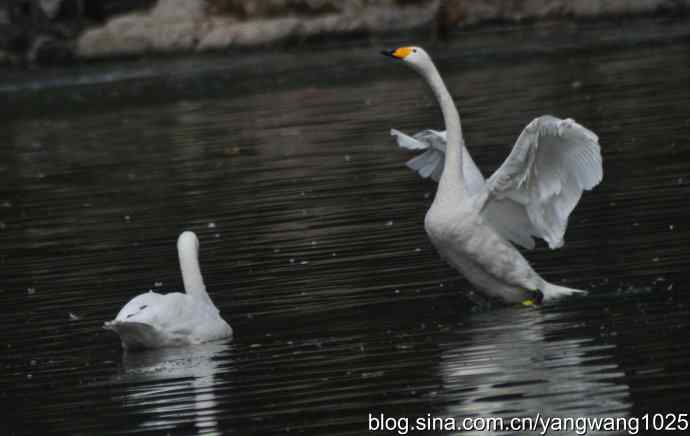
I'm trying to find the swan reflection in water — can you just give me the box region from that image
[112,341,232,435]
[439,308,632,436]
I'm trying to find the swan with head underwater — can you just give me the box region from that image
[382,46,603,305]
[105,231,232,349]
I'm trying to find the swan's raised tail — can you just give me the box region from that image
[541,282,587,302]
[104,320,177,350]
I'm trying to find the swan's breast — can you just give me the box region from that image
[424,202,477,245]
[424,203,540,285]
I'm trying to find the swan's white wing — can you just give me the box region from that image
[391,128,539,249]
[410,129,448,152]
[391,128,439,151]
[391,128,485,193]
[391,129,445,182]
[482,199,539,249]
[485,116,603,249]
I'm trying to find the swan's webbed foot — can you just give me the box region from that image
[520,289,544,307]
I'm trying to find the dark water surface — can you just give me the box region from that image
[2,18,690,436]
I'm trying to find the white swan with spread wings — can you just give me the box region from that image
[383,46,603,304]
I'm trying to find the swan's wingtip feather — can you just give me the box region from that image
[392,129,430,151]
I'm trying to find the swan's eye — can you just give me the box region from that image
[413,49,417,53]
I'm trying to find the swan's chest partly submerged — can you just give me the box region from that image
[424,202,504,269]
[424,200,543,302]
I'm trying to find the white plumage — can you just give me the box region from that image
[384,46,603,303]
[392,116,602,250]
[104,231,233,349]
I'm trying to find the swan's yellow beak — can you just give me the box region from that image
[381,47,413,60]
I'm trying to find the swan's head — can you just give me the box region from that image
[177,231,200,255]
[381,46,433,74]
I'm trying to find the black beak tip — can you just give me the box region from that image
[381,49,395,58]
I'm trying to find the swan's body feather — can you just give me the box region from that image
[105,292,231,349]
[105,232,232,349]
[424,201,543,303]
[384,46,602,303]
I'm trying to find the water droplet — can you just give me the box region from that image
[207,222,216,229]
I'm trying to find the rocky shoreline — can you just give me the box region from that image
[2,0,689,65]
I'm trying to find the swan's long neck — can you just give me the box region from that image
[178,237,215,307]
[422,62,465,201]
